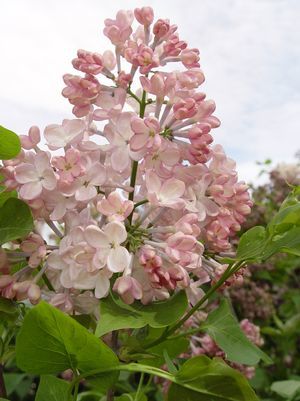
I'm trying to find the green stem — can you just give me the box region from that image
[72,370,80,401]
[73,381,79,401]
[133,199,149,209]
[167,327,203,341]
[0,364,7,398]
[69,363,174,396]
[128,161,139,204]
[37,266,55,292]
[134,372,145,401]
[127,90,147,221]
[139,91,147,118]
[127,89,142,105]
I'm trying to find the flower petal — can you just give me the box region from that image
[15,164,37,184]
[84,225,110,248]
[107,246,131,273]
[95,270,111,298]
[19,181,42,200]
[104,221,127,244]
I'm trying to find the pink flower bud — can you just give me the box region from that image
[20,126,41,150]
[113,276,143,304]
[153,19,170,38]
[28,283,41,305]
[134,7,154,26]
[181,48,200,68]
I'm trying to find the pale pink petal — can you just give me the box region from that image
[20,181,42,200]
[107,247,130,272]
[162,198,186,210]
[47,250,68,270]
[44,124,66,148]
[131,117,147,134]
[50,201,67,220]
[71,227,85,244]
[84,225,110,248]
[160,147,181,166]
[95,271,111,298]
[34,152,51,174]
[97,198,116,216]
[88,163,106,185]
[15,164,38,184]
[93,109,109,121]
[63,119,85,139]
[130,132,149,151]
[145,171,161,194]
[161,178,185,200]
[107,191,122,209]
[202,197,219,216]
[42,169,57,191]
[104,221,127,244]
[72,269,98,290]
[75,185,97,201]
[111,147,130,171]
[117,112,134,141]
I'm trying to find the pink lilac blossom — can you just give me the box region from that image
[0,7,252,312]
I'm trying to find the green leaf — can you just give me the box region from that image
[236,226,267,261]
[271,380,300,398]
[0,198,33,244]
[0,125,21,160]
[282,313,300,336]
[3,373,27,396]
[35,375,69,401]
[163,349,178,374]
[96,291,188,336]
[137,336,189,368]
[268,203,300,235]
[262,227,300,259]
[203,299,272,365]
[115,394,147,401]
[0,297,20,323]
[0,190,17,208]
[168,356,259,401]
[77,391,105,401]
[16,302,119,389]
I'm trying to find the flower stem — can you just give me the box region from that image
[127,90,147,221]
[134,372,145,401]
[0,364,7,398]
[133,199,149,209]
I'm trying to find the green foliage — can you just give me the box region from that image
[0,190,17,208]
[0,198,33,244]
[0,126,21,160]
[168,356,259,401]
[0,297,20,324]
[237,186,300,262]
[16,302,119,389]
[35,375,69,401]
[137,336,189,367]
[271,380,300,399]
[96,291,188,336]
[115,394,147,401]
[236,226,266,260]
[204,299,272,365]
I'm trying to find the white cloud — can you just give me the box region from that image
[1,0,299,183]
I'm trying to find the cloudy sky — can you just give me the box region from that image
[1,0,299,183]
